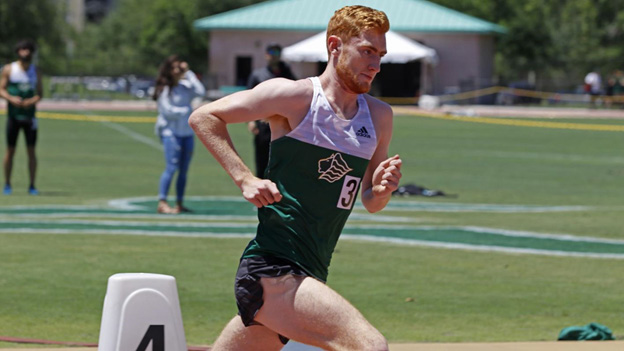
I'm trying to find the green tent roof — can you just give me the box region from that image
[193,0,506,34]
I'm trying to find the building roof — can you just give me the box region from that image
[193,0,506,34]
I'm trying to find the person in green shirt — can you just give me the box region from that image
[190,5,402,350]
[0,39,43,195]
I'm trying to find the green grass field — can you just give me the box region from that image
[0,108,623,347]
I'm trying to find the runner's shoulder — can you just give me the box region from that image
[1,63,11,75]
[255,77,313,103]
[364,94,393,119]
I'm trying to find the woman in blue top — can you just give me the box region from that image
[153,55,206,214]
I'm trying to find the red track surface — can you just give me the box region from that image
[0,335,210,350]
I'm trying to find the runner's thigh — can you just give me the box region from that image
[255,275,387,351]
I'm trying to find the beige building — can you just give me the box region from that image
[194,0,505,97]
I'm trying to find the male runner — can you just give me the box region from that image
[0,39,43,195]
[190,5,402,350]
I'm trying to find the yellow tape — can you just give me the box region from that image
[437,86,505,102]
[37,111,156,123]
[24,103,624,133]
[380,97,419,105]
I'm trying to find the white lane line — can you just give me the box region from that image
[342,235,624,260]
[2,228,623,260]
[5,219,620,245]
[472,150,624,165]
[0,196,605,214]
[370,203,592,213]
[100,121,163,150]
[0,218,257,228]
[79,109,162,151]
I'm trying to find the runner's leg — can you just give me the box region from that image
[3,147,15,187]
[4,118,18,188]
[256,275,388,351]
[26,146,36,188]
[25,120,38,189]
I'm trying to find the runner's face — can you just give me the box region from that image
[17,48,32,62]
[336,30,386,94]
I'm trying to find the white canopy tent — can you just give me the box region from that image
[282,30,438,64]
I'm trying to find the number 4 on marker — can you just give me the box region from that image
[136,325,164,351]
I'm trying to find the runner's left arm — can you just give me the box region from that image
[22,68,43,108]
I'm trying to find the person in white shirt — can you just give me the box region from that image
[584,70,602,106]
[153,55,205,214]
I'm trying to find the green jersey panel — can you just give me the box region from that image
[243,136,370,281]
[7,81,36,121]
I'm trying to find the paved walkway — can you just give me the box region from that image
[392,341,624,351]
[0,99,158,112]
[3,100,624,119]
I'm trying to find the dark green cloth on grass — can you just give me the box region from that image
[558,322,615,341]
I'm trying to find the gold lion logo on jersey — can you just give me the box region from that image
[318,153,353,183]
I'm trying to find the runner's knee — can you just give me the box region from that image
[334,327,387,351]
[361,330,388,351]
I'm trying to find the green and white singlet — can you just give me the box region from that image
[7,61,37,121]
[242,77,378,281]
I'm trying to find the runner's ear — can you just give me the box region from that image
[328,35,342,56]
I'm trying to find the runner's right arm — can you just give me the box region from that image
[189,78,309,207]
[0,65,22,107]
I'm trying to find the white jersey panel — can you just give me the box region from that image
[287,77,377,160]
[9,61,37,88]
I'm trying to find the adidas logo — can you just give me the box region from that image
[356,126,371,138]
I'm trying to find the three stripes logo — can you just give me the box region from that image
[318,153,353,183]
[356,126,371,138]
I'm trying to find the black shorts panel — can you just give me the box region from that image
[6,118,37,147]
[234,255,309,344]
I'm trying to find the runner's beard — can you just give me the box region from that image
[336,54,371,94]
[18,54,32,64]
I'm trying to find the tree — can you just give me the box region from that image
[138,0,208,73]
[431,0,624,90]
[68,0,266,76]
[0,0,67,72]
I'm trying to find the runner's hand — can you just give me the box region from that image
[371,155,402,197]
[7,96,22,107]
[21,97,37,108]
[240,175,282,208]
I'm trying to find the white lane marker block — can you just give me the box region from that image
[98,273,187,351]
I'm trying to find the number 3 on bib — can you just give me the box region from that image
[337,175,361,210]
